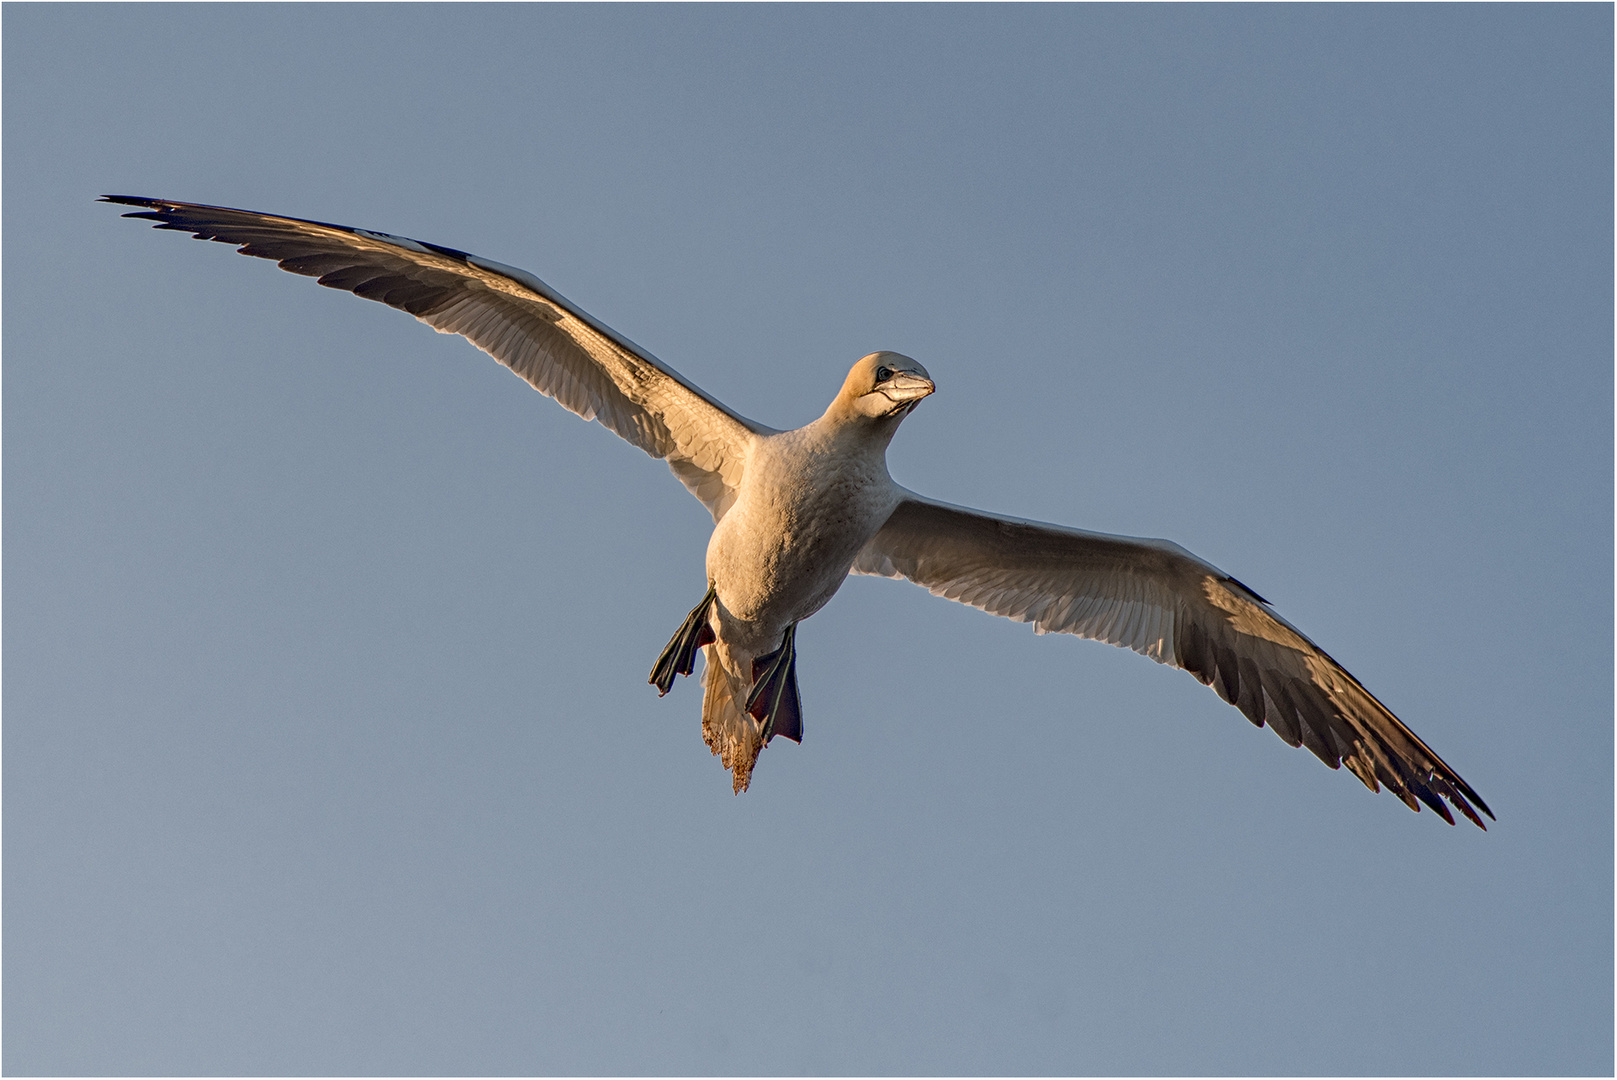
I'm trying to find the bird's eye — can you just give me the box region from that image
[875,366,893,382]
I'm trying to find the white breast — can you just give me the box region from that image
[705,425,901,644]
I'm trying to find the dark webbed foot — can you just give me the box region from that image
[746,624,803,744]
[649,585,717,696]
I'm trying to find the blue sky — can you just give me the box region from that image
[5,5,1611,1074]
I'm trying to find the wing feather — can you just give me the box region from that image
[104,195,768,521]
[854,493,1491,827]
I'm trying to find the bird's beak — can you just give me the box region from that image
[880,373,936,403]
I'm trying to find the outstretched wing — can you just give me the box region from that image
[104,196,767,521]
[854,493,1491,827]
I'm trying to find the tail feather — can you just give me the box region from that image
[701,647,765,793]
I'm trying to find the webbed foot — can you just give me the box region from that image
[746,624,803,744]
[649,585,717,696]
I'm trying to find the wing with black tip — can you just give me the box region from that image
[855,493,1491,827]
[104,196,767,521]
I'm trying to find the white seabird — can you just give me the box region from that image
[104,196,1491,826]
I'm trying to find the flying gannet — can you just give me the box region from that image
[103,196,1491,826]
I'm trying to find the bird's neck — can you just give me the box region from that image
[812,399,904,458]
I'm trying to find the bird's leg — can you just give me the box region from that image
[745,623,802,744]
[649,585,717,696]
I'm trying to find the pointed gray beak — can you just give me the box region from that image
[880,372,936,403]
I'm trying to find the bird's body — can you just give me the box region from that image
[105,195,1492,825]
[707,420,896,642]
[697,359,924,786]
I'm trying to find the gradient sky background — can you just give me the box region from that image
[5,5,1611,1075]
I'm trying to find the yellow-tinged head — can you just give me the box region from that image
[829,351,936,423]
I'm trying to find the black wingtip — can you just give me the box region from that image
[1416,786,1457,826]
[1451,791,1489,830]
[1223,575,1270,606]
[1438,770,1492,828]
[100,195,179,222]
[100,194,159,208]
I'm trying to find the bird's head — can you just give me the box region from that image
[829,351,936,426]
